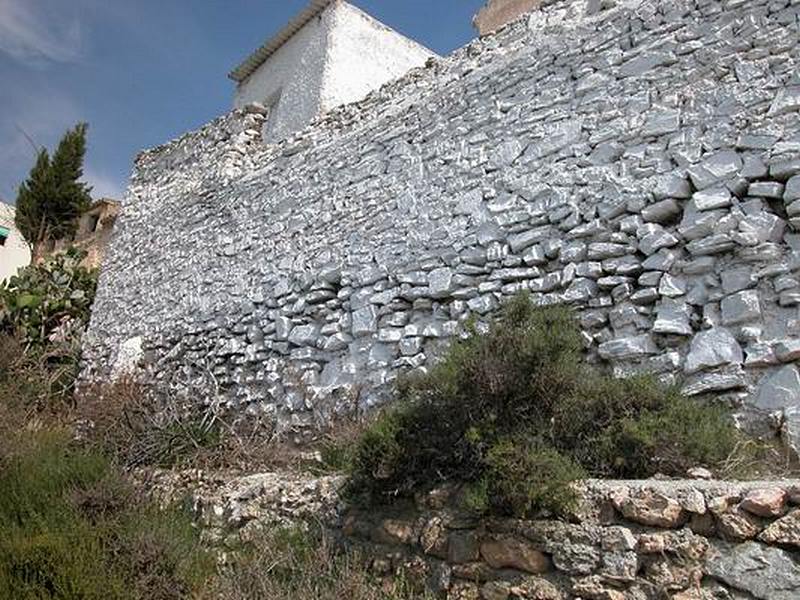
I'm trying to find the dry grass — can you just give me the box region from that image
[206,523,432,600]
[74,377,369,475]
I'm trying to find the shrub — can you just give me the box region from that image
[483,436,585,517]
[346,294,741,517]
[0,247,97,348]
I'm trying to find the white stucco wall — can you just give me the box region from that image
[0,203,31,283]
[233,6,333,141]
[321,2,435,111]
[232,1,437,143]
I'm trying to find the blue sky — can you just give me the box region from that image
[0,0,485,204]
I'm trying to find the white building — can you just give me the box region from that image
[229,0,437,142]
[0,202,31,283]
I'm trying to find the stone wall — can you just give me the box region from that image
[147,469,800,599]
[84,0,800,434]
[339,479,800,599]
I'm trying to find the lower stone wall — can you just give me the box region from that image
[341,479,800,599]
[143,469,800,599]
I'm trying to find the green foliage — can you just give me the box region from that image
[484,436,585,517]
[0,248,97,348]
[346,294,740,517]
[14,149,56,248]
[0,429,211,600]
[14,123,92,249]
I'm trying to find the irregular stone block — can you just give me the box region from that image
[721,290,761,325]
[688,151,742,190]
[748,181,784,199]
[706,541,800,600]
[740,488,788,518]
[480,537,550,574]
[759,510,800,548]
[755,365,800,412]
[684,328,743,374]
[692,187,731,211]
[598,335,658,360]
[352,306,379,337]
[768,85,800,116]
[612,488,684,528]
[785,175,800,203]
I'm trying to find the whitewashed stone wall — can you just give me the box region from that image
[84,0,800,436]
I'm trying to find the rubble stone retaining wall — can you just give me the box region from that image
[83,0,800,433]
[148,470,800,599]
[338,479,800,599]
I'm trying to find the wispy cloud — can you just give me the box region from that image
[0,0,83,64]
[0,84,81,200]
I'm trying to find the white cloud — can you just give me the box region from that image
[0,0,83,64]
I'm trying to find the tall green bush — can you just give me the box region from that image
[346,294,739,516]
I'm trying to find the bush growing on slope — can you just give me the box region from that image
[346,294,739,516]
[0,428,212,600]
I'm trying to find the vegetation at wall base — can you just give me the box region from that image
[346,293,742,517]
[0,426,212,600]
[208,523,433,600]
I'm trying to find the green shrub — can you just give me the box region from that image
[484,436,585,517]
[346,294,740,517]
[0,248,97,348]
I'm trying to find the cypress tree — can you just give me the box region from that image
[13,123,93,253]
[14,149,55,250]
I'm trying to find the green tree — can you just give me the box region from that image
[14,123,93,254]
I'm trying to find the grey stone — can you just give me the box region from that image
[706,541,800,600]
[352,306,379,337]
[429,267,455,299]
[684,328,743,374]
[508,228,551,253]
[683,367,748,396]
[653,300,692,336]
[288,324,319,347]
[688,151,742,190]
[771,159,800,181]
[641,198,682,223]
[748,182,785,199]
[642,108,680,136]
[768,85,800,116]
[785,175,800,203]
[618,51,677,78]
[721,268,755,294]
[721,291,761,325]
[693,187,732,211]
[774,339,800,363]
[639,229,679,256]
[652,175,692,200]
[755,365,800,412]
[275,317,294,341]
[598,335,658,360]
[686,234,735,256]
[658,274,686,298]
[587,243,630,260]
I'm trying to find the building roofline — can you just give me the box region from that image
[228,0,336,83]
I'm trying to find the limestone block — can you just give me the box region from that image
[706,541,800,600]
[479,536,550,573]
[684,328,743,374]
[756,365,800,412]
